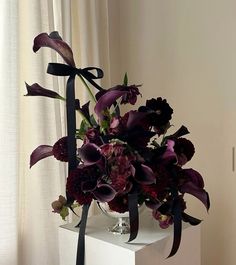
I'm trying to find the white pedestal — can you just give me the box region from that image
[59,211,200,265]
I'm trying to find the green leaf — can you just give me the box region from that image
[123,72,128,86]
[76,119,90,140]
[60,206,69,221]
[90,114,98,126]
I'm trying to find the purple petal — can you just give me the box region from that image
[78,143,101,165]
[25,83,63,99]
[162,140,177,164]
[180,182,210,210]
[126,111,148,129]
[33,32,75,67]
[94,90,126,119]
[182,168,205,188]
[30,145,53,168]
[92,184,116,202]
[135,164,156,184]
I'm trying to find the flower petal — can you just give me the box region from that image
[33,32,75,67]
[94,90,126,119]
[25,83,64,99]
[162,140,177,164]
[182,168,205,188]
[93,184,116,202]
[30,145,53,168]
[78,143,101,165]
[180,181,210,211]
[135,164,156,184]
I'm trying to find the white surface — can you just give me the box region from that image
[59,211,200,265]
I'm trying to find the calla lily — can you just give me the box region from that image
[126,111,148,129]
[33,31,75,67]
[95,85,141,120]
[134,164,156,184]
[92,184,116,202]
[180,169,210,211]
[30,145,53,168]
[95,90,126,119]
[25,83,64,99]
[78,143,101,165]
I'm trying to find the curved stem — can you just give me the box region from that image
[78,75,97,103]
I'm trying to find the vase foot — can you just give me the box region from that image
[109,217,130,234]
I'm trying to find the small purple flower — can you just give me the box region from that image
[152,209,173,229]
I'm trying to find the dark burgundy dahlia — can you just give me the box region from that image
[108,195,129,213]
[174,138,195,166]
[66,167,96,205]
[52,137,68,162]
[139,97,173,127]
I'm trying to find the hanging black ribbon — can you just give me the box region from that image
[127,192,139,242]
[47,62,103,265]
[76,204,90,265]
[167,197,182,258]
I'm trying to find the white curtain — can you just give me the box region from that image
[0,0,111,264]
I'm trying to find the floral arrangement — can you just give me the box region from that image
[26,32,209,262]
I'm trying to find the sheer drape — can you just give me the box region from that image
[0,0,111,264]
[0,1,19,264]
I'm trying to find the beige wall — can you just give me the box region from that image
[108,1,236,264]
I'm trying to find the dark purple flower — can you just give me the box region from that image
[134,164,156,184]
[179,169,210,210]
[162,140,177,164]
[94,85,141,120]
[33,31,75,67]
[92,184,116,202]
[53,137,68,162]
[25,83,64,99]
[66,166,98,205]
[108,195,129,213]
[84,128,102,145]
[78,143,101,165]
[174,138,195,166]
[139,97,173,130]
[152,209,173,229]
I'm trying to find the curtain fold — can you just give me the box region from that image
[1,1,112,264]
[18,1,70,265]
[0,1,18,264]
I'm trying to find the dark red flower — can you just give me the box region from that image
[52,137,68,162]
[139,97,173,129]
[174,138,195,166]
[108,195,129,213]
[66,167,96,205]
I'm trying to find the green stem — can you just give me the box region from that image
[76,109,92,126]
[78,75,97,103]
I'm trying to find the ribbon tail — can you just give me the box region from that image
[167,199,182,258]
[66,75,78,172]
[76,204,90,265]
[127,193,139,242]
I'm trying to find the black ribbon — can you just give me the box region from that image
[47,63,104,91]
[47,62,103,265]
[76,204,90,265]
[127,192,139,242]
[167,197,182,258]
